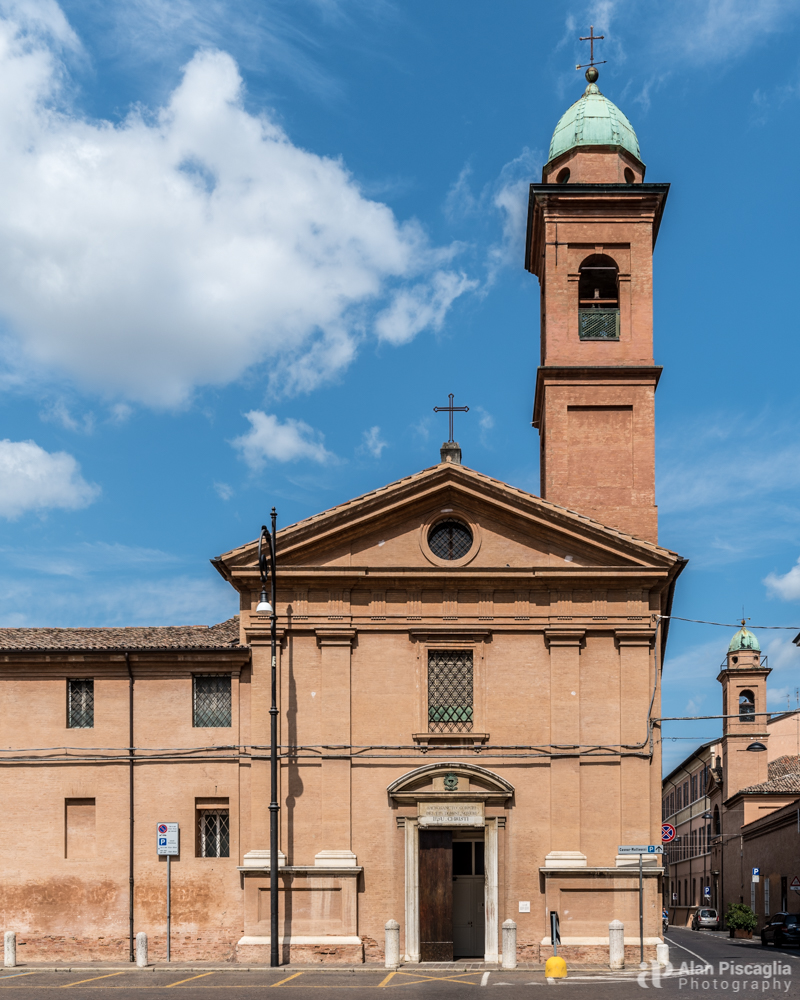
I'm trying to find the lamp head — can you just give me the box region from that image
[256,587,273,615]
[745,741,767,753]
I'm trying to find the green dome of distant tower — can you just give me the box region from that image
[547,82,642,166]
[728,626,761,653]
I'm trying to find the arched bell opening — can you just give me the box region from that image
[578,253,620,341]
[739,690,756,722]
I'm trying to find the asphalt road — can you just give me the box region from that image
[0,929,796,999]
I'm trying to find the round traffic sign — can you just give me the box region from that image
[662,823,676,843]
[158,824,168,835]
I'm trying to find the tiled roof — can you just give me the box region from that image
[219,461,682,564]
[0,617,245,652]
[769,755,800,780]
[739,768,800,796]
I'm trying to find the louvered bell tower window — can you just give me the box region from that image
[193,675,232,728]
[428,651,473,732]
[67,679,94,729]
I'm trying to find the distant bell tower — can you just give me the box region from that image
[525,59,669,543]
[718,624,770,797]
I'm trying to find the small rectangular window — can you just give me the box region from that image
[67,679,94,729]
[193,675,231,728]
[198,809,230,857]
[427,651,473,733]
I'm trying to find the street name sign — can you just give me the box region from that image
[618,845,664,854]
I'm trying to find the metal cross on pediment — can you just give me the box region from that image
[433,393,469,443]
[577,25,607,72]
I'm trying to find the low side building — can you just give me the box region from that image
[707,627,800,929]
[662,740,720,925]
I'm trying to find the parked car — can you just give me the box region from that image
[692,908,720,931]
[761,913,800,948]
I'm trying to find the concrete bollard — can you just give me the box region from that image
[384,920,400,969]
[4,932,15,968]
[501,920,517,970]
[135,932,148,968]
[656,942,669,967]
[609,919,624,970]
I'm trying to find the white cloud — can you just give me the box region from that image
[214,481,233,501]
[0,11,472,407]
[0,438,99,518]
[232,411,333,470]
[40,398,94,433]
[359,426,387,459]
[765,558,800,602]
[374,271,477,346]
[443,147,542,284]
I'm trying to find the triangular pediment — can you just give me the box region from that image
[216,462,681,584]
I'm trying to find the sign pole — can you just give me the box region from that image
[156,823,178,963]
[167,854,171,962]
[639,852,644,967]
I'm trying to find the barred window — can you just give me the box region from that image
[193,674,231,728]
[428,650,473,733]
[198,809,229,857]
[428,520,473,560]
[67,679,94,729]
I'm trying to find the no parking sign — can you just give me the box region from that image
[157,822,179,855]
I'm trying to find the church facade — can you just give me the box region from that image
[0,74,683,965]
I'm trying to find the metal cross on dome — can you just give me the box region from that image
[433,393,469,443]
[576,25,607,74]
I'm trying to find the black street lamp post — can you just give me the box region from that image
[258,509,279,968]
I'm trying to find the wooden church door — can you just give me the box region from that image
[419,830,453,961]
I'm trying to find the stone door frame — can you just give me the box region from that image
[402,817,500,963]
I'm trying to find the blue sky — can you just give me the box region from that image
[0,0,799,771]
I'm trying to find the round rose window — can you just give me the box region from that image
[428,519,473,560]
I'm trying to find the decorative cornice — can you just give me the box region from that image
[545,629,586,647]
[315,629,356,647]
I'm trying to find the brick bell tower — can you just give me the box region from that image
[718,624,770,797]
[525,65,669,543]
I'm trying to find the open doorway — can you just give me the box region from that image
[453,836,485,958]
[419,830,486,961]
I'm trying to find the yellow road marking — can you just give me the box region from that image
[61,974,126,988]
[393,971,481,985]
[377,971,396,987]
[164,973,216,988]
[270,973,303,988]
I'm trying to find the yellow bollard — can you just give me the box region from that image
[545,955,567,979]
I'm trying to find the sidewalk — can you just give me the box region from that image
[3,960,620,974]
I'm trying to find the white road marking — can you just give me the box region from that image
[665,934,714,966]
[481,972,490,986]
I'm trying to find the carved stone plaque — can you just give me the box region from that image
[418,802,484,827]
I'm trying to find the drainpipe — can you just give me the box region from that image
[125,651,134,963]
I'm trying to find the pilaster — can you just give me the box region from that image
[546,630,585,855]
[316,630,356,863]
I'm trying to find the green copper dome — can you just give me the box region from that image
[728,627,761,653]
[548,82,641,165]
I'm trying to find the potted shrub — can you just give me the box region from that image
[726,903,757,939]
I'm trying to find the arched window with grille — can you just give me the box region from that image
[578,253,620,341]
[739,690,755,721]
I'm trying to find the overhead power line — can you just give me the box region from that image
[657,615,800,631]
